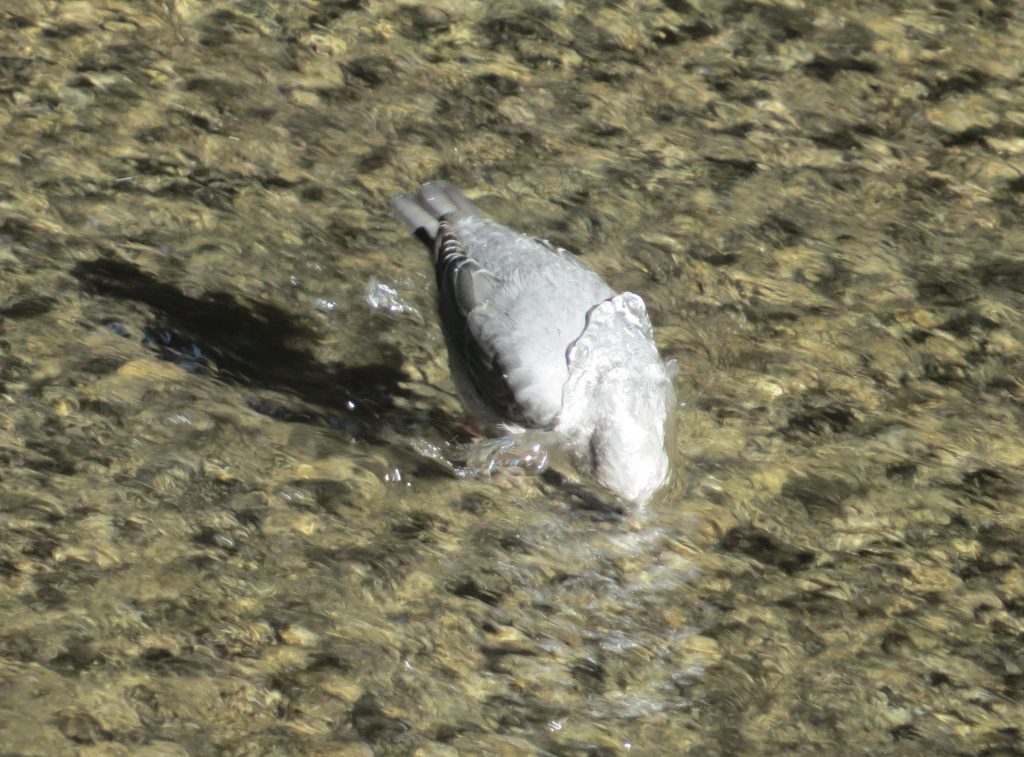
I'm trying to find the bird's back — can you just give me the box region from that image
[451,215,615,426]
[392,183,614,428]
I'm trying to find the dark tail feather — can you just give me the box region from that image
[391,181,481,247]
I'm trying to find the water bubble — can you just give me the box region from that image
[312,297,336,313]
[363,277,421,320]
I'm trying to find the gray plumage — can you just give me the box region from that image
[392,181,675,505]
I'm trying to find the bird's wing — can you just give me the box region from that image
[397,186,612,429]
[433,220,530,425]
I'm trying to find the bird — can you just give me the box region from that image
[392,181,675,506]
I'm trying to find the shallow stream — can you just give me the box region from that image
[1,1,1022,754]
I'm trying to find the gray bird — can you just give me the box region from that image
[392,181,675,506]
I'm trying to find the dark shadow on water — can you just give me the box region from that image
[72,257,621,497]
[540,469,625,522]
[72,257,411,442]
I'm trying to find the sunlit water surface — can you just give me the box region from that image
[1,1,1022,754]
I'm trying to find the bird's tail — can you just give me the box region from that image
[391,181,481,247]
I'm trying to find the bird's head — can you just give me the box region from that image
[559,293,676,507]
[587,368,675,505]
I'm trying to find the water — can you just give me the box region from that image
[1,0,1022,754]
